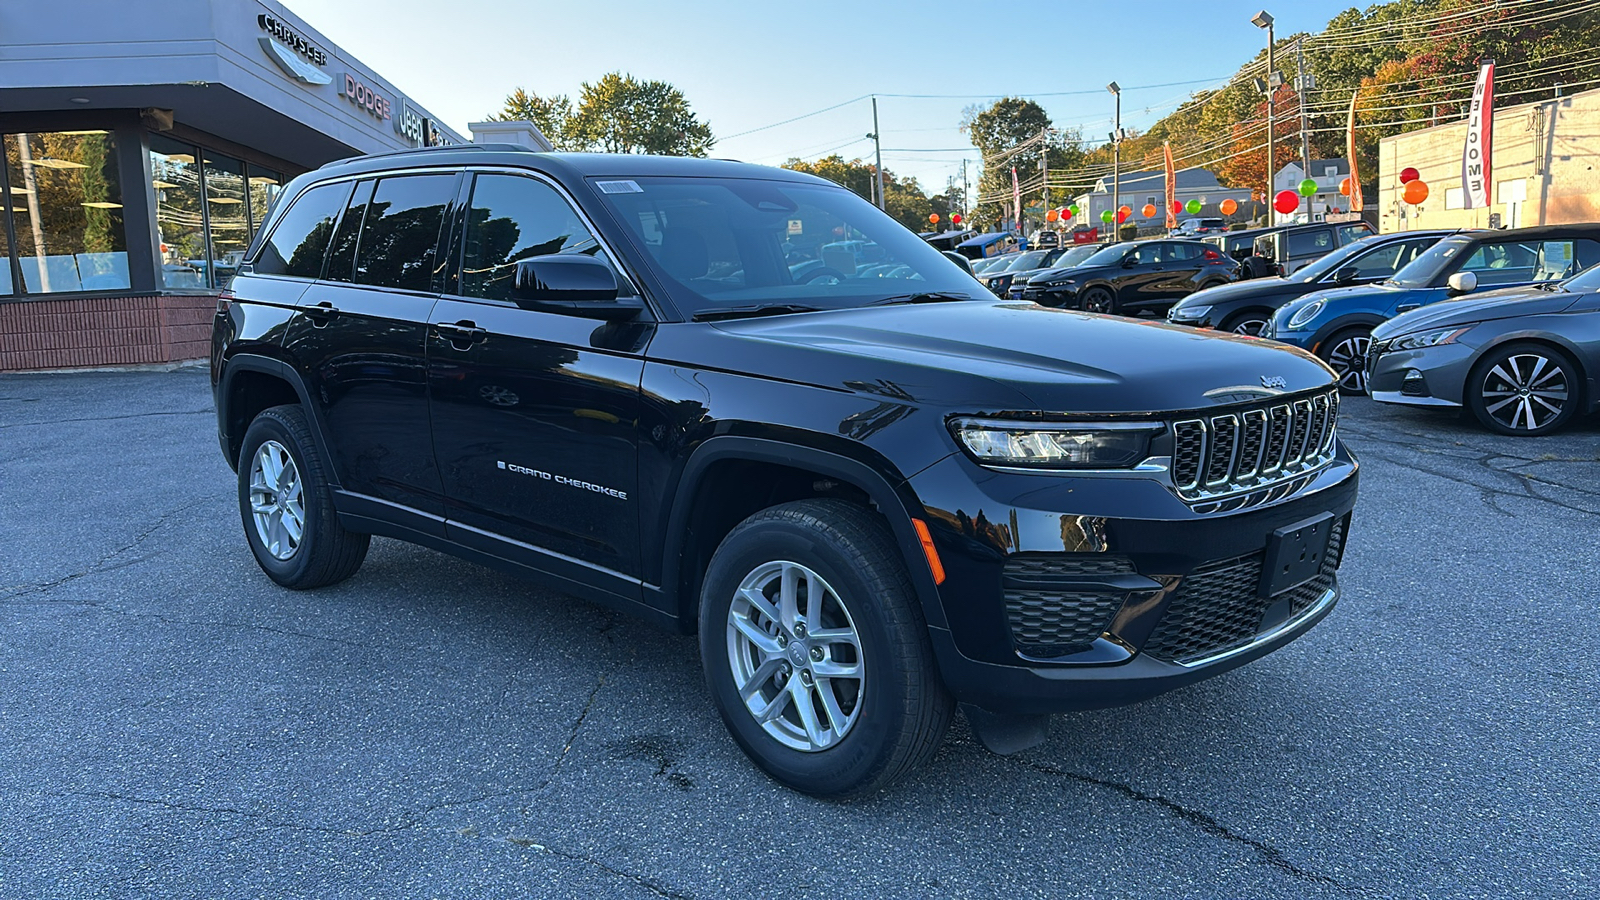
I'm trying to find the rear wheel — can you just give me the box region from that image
[237,405,369,589]
[698,499,953,798]
[1318,328,1372,395]
[1081,287,1115,314]
[1219,309,1273,337]
[1467,342,1582,435]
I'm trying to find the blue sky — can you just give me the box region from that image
[288,0,1357,192]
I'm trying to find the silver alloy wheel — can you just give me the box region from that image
[1482,352,1569,431]
[1326,334,1371,392]
[726,560,864,752]
[248,439,305,561]
[1231,317,1269,336]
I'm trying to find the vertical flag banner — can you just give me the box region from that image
[1163,142,1178,229]
[1463,60,1495,209]
[1346,92,1364,213]
[1011,166,1021,230]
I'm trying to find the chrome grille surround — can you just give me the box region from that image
[1170,390,1339,510]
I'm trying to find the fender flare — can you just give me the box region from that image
[216,353,336,483]
[660,435,948,632]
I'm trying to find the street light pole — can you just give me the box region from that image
[1253,11,1275,224]
[869,96,885,211]
[1108,82,1121,241]
[1295,38,1314,221]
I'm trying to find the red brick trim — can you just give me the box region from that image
[0,293,219,372]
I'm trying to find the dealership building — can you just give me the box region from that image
[0,0,472,370]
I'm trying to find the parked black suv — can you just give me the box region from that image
[1024,238,1236,314]
[213,146,1359,797]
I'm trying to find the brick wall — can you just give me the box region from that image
[0,293,217,371]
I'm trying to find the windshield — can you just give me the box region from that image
[1559,260,1600,292]
[1390,237,1473,288]
[594,176,981,318]
[1049,245,1099,269]
[1290,235,1384,283]
[1080,244,1132,267]
[1006,250,1051,271]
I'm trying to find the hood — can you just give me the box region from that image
[1172,276,1312,310]
[1278,281,1402,316]
[1373,284,1587,339]
[691,301,1335,415]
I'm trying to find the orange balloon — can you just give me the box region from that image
[929,213,940,224]
[1118,205,1132,216]
[1402,180,1430,205]
[1339,177,1352,197]
[1046,208,1060,222]
[1142,203,1157,218]
[1220,198,1238,215]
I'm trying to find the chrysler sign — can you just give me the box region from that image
[258,14,331,85]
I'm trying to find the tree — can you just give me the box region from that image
[782,155,935,232]
[490,73,714,157]
[963,98,1085,232]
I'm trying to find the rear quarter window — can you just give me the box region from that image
[251,181,354,278]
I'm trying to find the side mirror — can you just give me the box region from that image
[1121,255,1138,268]
[941,250,974,276]
[1334,265,1359,285]
[1446,271,1478,294]
[512,255,642,321]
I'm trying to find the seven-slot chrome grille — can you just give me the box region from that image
[1170,390,1339,508]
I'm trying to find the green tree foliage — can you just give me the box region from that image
[491,73,714,157]
[781,155,937,232]
[964,98,1085,231]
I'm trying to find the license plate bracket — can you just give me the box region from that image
[1259,513,1336,598]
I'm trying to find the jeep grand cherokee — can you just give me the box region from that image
[212,146,1358,797]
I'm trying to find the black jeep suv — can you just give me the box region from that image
[213,146,1359,797]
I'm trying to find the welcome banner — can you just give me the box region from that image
[1462,60,1495,209]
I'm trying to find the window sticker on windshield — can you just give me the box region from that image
[596,180,644,194]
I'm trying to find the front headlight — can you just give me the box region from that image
[951,419,1161,468]
[1388,326,1471,351]
[1286,299,1325,330]
[1170,304,1210,319]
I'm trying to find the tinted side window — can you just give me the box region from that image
[1286,229,1334,257]
[253,181,353,278]
[1337,223,1374,244]
[459,174,610,302]
[1167,242,1202,261]
[324,179,374,283]
[353,174,456,292]
[1347,242,1408,279]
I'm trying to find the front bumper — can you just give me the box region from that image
[1365,339,1476,407]
[907,444,1359,714]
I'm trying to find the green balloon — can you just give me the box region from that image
[1185,199,1202,215]
[1299,178,1318,197]
[1068,205,1080,217]
[1100,209,1115,224]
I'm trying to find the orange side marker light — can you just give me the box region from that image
[911,518,946,585]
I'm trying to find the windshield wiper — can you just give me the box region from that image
[870,291,978,306]
[692,303,825,322]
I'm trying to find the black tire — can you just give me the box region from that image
[698,499,953,798]
[1219,309,1273,337]
[1317,327,1372,395]
[237,404,369,589]
[1466,342,1583,436]
[1081,286,1115,314]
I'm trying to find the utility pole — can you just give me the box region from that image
[1040,127,1050,238]
[1253,11,1276,224]
[869,97,886,211]
[1295,38,1313,221]
[1108,82,1121,241]
[961,159,970,223]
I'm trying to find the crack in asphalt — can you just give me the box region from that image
[0,497,213,600]
[1014,758,1362,895]
[505,840,698,900]
[1354,447,1599,518]
[0,408,213,429]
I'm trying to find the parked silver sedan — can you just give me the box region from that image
[1367,264,1600,435]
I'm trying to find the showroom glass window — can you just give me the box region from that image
[150,135,289,290]
[3,131,130,293]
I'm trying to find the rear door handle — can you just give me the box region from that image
[436,320,488,346]
[304,301,339,326]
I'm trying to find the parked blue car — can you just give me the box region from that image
[1265,225,1600,392]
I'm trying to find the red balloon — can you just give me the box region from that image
[951,213,962,224]
[1402,179,1430,205]
[1274,190,1300,215]
[1399,167,1420,184]
[1171,200,1184,216]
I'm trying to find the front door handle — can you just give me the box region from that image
[436,320,488,347]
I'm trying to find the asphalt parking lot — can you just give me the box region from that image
[3,368,1598,899]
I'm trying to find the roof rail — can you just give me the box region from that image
[318,142,533,171]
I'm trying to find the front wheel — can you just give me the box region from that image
[1220,309,1273,337]
[1081,287,1115,314]
[1467,342,1582,435]
[1318,328,1372,395]
[698,500,953,798]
